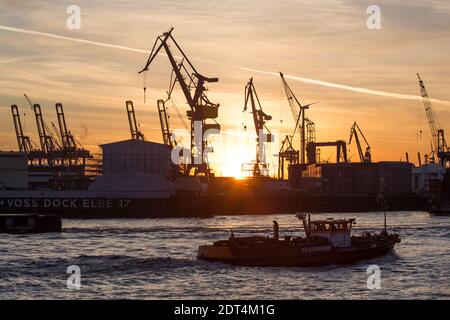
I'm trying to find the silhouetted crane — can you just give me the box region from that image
[243,78,273,177]
[125,100,145,141]
[11,104,45,165]
[157,99,176,148]
[349,121,371,162]
[139,27,220,176]
[280,72,317,164]
[278,135,299,179]
[417,73,450,166]
[56,103,91,167]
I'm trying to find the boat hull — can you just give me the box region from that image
[197,242,396,267]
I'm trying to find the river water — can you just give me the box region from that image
[0,211,449,299]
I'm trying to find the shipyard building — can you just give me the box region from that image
[290,162,414,196]
[0,152,28,190]
[88,139,173,197]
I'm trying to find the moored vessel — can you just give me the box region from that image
[197,213,401,267]
[0,214,61,234]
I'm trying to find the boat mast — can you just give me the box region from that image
[296,213,311,239]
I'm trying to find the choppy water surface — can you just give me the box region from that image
[0,211,449,299]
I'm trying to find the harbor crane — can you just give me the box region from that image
[243,78,273,177]
[157,99,176,148]
[280,72,347,168]
[33,103,60,165]
[280,72,317,165]
[417,74,450,166]
[24,94,60,164]
[278,135,299,179]
[125,100,145,141]
[139,27,220,176]
[56,103,91,167]
[348,121,371,162]
[11,105,45,165]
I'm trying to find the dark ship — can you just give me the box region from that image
[197,213,400,267]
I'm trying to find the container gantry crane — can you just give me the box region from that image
[417,73,450,166]
[125,100,145,141]
[157,99,176,148]
[33,103,61,166]
[24,94,61,165]
[243,78,273,177]
[56,103,91,168]
[11,104,45,165]
[139,28,220,176]
[349,121,371,162]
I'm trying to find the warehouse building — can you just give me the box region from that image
[0,152,28,190]
[291,161,413,196]
[411,163,446,194]
[88,139,173,197]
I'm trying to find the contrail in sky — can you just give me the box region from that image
[1,25,449,106]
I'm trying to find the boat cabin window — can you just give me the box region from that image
[310,221,350,233]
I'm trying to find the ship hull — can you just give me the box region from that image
[197,242,396,267]
[0,196,169,218]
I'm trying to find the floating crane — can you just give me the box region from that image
[417,74,450,166]
[349,121,371,162]
[243,78,273,177]
[125,100,145,141]
[139,27,220,176]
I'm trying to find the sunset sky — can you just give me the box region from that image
[1,0,450,177]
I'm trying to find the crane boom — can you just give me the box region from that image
[157,99,175,148]
[280,73,302,121]
[33,104,52,153]
[417,73,440,155]
[24,93,33,109]
[11,105,45,165]
[11,105,33,153]
[125,101,145,141]
[56,103,77,149]
[417,74,450,166]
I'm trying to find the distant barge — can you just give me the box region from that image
[0,214,61,234]
[197,213,400,267]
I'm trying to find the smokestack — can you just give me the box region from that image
[418,152,422,167]
[406,152,409,163]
